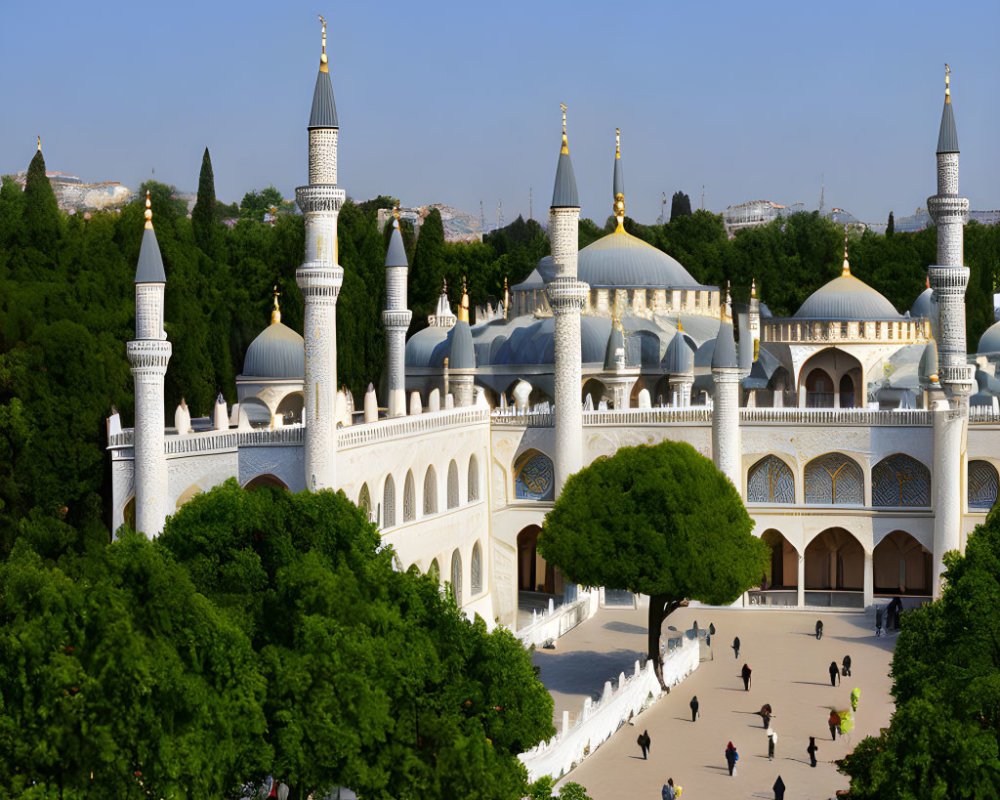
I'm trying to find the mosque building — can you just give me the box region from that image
[108,29,1000,626]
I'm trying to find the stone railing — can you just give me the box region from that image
[584,408,712,425]
[490,411,555,428]
[518,633,700,782]
[337,406,489,449]
[515,590,600,650]
[969,405,1000,423]
[109,425,307,454]
[740,408,931,426]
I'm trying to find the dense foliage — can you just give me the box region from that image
[838,510,1000,798]
[538,442,770,687]
[0,484,554,799]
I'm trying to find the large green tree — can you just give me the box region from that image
[538,442,770,688]
[839,509,1000,798]
[158,481,554,800]
[191,146,217,253]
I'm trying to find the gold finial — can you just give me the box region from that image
[442,277,448,295]
[392,205,400,229]
[615,128,621,159]
[945,63,950,103]
[560,103,569,155]
[271,285,282,324]
[319,14,329,73]
[751,278,757,299]
[36,135,41,152]
[503,276,509,321]
[458,276,470,322]
[677,316,684,333]
[144,190,153,230]
[722,282,732,320]
[842,226,851,277]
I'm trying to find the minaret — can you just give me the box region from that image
[748,280,761,362]
[927,66,973,596]
[711,284,742,492]
[383,208,411,417]
[296,15,345,491]
[449,277,477,407]
[127,191,171,536]
[546,104,589,493]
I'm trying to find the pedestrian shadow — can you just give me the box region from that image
[602,620,647,635]
[792,680,833,686]
[674,716,696,722]
[627,755,647,761]
[701,765,731,772]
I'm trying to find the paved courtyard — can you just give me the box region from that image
[533,601,897,800]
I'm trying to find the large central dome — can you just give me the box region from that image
[578,229,701,289]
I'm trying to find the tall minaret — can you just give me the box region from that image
[127,191,171,536]
[296,15,345,491]
[927,65,974,596]
[546,104,588,493]
[711,284,742,493]
[383,208,411,417]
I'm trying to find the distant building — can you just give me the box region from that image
[12,168,131,211]
[377,203,483,242]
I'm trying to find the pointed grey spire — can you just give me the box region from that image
[937,98,958,154]
[385,215,408,267]
[309,69,339,129]
[551,104,579,208]
[135,191,165,283]
[712,321,738,369]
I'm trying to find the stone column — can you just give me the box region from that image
[797,552,805,608]
[712,369,742,493]
[932,400,965,597]
[128,338,171,536]
[863,550,874,608]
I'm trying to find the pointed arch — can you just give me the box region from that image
[873,530,931,594]
[383,475,396,528]
[451,549,463,606]
[747,456,794,503]
[804,528,864,590]
[872,454,931,507]
[968,460,999,510]
[447,460,459,509]
[471,540,483,595]
[423,465,438,515]
[358,483,372,521]
[175,482,204,509]
[468,454,480,502]
[428,558,440,584]
[244,473,290,491]
[403,470,416,522]
[804,453,863,505]
[513,449,555,501]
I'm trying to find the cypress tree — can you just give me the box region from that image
[670,191,692,221]
[887,211,895,237]
[409,208,446,331]
[23,147,61,251]
[192,147,217,253]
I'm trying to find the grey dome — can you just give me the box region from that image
[918,340,939,385]
[978,320,1000,354]
[712,321,739,369]
[663,330,695,374]
[794,274,900,321]
[910,287,936,319]
[603,325,626,370]
[578,230,701,289]
[449,320,476,370]
[243,321,305,378]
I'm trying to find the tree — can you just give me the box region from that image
[887,210,895,237]
[23,149,61,252]
[158,481,554,799]
[538,442,769,688]
[192,147,217,253]
[839,509,1000,798]
[409,207,447,330]
[240,186,286,222]
[669,191,692,222]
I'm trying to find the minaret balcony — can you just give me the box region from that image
[382,309,413,329]
[295,184,345,214]
[545,278,589,313]
[927,195,969,224]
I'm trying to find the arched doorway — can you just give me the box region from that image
[244,473,290,491]
[804,528,864,607]
[805,368,834,408]
[798,349,863,409]
[582,378,607,409]
[275,391,304,425]
[873,531,931,596]
[516,525,562,595]
[753,530,798,607]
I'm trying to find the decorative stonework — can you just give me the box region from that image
[308,128,339,184]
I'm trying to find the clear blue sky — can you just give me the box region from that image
[2,0,998,225]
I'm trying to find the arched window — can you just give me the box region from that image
[358,483,372,521]
[403,470,416,522]
[423,465,438,515]
[514,450,555,501]
[471,541,483,595]
[872,455,931,507]
[383,476,396,528]
[747,456,794,503]
[428,558,440,584]
[969,460,999,510]
[468,454,480,502]
[804,453,863,504]
[447,460,459,509]
[451,549,463,606]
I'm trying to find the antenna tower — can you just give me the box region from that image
[497,200,504,231]
[656,192,667,225]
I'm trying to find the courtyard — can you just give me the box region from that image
[534,602,897,800]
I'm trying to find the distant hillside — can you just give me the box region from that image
[377,203,482,242]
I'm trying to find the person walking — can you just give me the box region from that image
[851,687,861,712]
[829,661,840,686]
[741,663,752,691]
[733,636,740,659]
[759,703,773,728]
[815,619,824,639]
[875,607,884,637]
[637,729,651,760]
[661,778,676,799]
[767,728,778,761]
[828,710,841,740]
[842,654,852,677]
[725,741,738,776]
[689,695,699,722]
[807,736,819,767]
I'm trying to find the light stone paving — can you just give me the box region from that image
[537,603,896,800]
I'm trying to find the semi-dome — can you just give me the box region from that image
[910,286,936,319]
[243,319,305,378]
[578,230,702,289]
[978,319,1000,354]
[794,273,900,321]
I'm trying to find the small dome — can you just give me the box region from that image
[577,230,702,289]
[910,287,936,319]
[662,330,695,374]
[712,321,739,369]
[918,340,939,385]
[978,319,1000,354]
[449,320,476,370]
[795,274,900,321]
[243,321,305,378]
